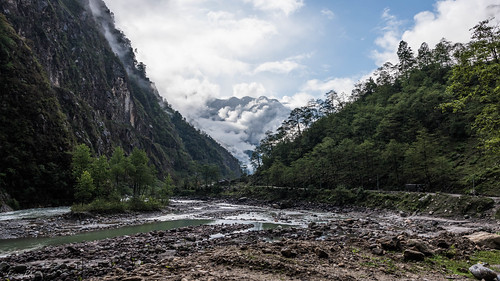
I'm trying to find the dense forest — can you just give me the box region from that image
[0,0,240,208]
[251,19,499,196]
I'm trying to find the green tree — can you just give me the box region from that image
[159,174,174,203]
[71,144,93,179]
[129,148,156,198]
[444,19,500,154]
[417,42,433,68]
[90,155,111,198]
[74,170,95,204]
[109,147,132,195]
[397,40,416,77]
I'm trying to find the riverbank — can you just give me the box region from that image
[1,199,499,280]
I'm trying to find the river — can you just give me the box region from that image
[1,199,334,256]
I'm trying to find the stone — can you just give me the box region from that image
[403,249,425,261]
[122,277,144,281]
[469,263,498,281]
[34,271,44,281]
[12,264,27,273]
[465,232,500,250]
[377,236,402,251]
[0,262,9,272]
[406,239,435,256]
[281,248,297,258]
[371,247,384,256]
[315,249,329,259]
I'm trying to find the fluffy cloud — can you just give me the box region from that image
[372,0,500,66]
[280,92,314,109]
[402,0,500,50]
[254,60,302,74]
[232,82,267,98]
[302,77,356,96]
[244,0,304,16]
[198,96,290,167]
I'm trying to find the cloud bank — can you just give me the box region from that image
[372,0,500,66]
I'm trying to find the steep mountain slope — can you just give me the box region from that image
[0,0,240,207]
[252,35,499,195]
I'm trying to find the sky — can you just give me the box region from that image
[102,0,500,167]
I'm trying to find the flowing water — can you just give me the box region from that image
[0,206,70,221]
[0,201,308,256]
[0,219,213,255]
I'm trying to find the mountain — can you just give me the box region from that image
[0,0,240,207]
[252,32,499,196]
[197,95,290,169]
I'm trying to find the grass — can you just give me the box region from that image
[71,197,164,214]
[427,249,500,277]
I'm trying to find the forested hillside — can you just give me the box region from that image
[251,20,499,196]
[0,0,240,208]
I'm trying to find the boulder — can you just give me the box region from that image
[377,236,402,251]
[406,239,436,256]
[469,263,498,281]
[403,249,425,261]
[465,232,500,250]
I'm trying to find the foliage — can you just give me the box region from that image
[70,144,169,213]
[251,19,499,196]
[0,0,241,208]
[428,250,500,277]
[74,170,95,204]
[0,14,74,207]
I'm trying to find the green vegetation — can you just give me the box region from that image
[251,19,499,197]
[428,250,500,277]
[70,144,171,213]
[0,0,240,208]
[225,184,496,218]
[0,14,74,207]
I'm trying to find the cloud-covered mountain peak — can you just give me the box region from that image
[197,96,290,169]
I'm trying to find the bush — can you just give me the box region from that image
[71,198,126,214]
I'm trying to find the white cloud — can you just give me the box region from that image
[244,0,304,16]
[321,8,335,20]
[371,0,500,66]
[233,82,267,98]
[402,0,500,50]
[371,8,404,66]
[254,60,302,74]
[302,77,356,96]
[280,92,314,109]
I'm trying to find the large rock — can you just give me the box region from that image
[377,236,402,251]
[406,239,436,256]
[465,232,500,250]
[403,249,425,261]
[469,263,499,281]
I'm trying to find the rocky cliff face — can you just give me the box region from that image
[0,0,240,207]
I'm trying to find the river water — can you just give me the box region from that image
[0,200,331,256]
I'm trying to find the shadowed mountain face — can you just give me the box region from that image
[197,96,290,168]
[0,0,240,207]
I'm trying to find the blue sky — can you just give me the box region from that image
[102,0,499,165]
[104,0,499,109]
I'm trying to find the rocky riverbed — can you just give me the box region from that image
[1,199,499,280]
